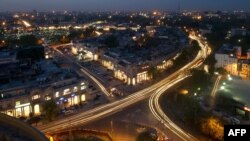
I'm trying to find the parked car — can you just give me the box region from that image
[64,110,74,115]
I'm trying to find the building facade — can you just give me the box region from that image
[0,77,89,118]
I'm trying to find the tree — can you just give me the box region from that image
[201,117,224,141]
[19,35,38,46]
[190,69,210,91]
[178,94,202,125]
[83,26,96,38]
[60,35,70,44]
[204,54,217,75]
[16,46,45,61]
[103,35,119,48]
[148,67,159,79]
[173,49,190,67]
[42,100,59,121]
[27,116,41,126]
[216,67,227,75]
[191,40,201,53]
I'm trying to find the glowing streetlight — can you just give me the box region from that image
[220,86,225,90]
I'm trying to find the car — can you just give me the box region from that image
[64,110,74,115]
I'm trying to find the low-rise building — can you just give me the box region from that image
[73,26,184,85]
[215,45,250,79]
[0,60,89,118]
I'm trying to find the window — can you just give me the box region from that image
[63,88,70,95]
[73,86,78,92]
[81,82,85,85]
[32,95,40,100]
[55,92,60,98]
[34,104,40,115]
[45,96,51,101]
[15,101,20,106]
[81,94,86,101]
[81,86,86,90]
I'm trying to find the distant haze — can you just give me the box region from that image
[0,0,250,12]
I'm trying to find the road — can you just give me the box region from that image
[39,34,209,141]
[149,34,211,141]
[149,75,198,141]
[51,44,111,97]
[211,75,222,98]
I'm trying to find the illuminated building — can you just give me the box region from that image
[0,78,88,117]
[215,45,250,79]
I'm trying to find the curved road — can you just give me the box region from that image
[39,34,209,141]
[149,34,211,141]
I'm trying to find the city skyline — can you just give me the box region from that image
[0,0,250,12]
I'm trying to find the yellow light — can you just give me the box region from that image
[244,107,250,112]
[81,94,86,101]
[49,136,54,141]
[180,89,189,95]
[22,20,31,27]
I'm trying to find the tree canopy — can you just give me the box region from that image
[42,100,59,121]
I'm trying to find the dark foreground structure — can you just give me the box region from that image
[0,113,48,141]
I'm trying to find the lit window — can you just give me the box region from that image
[81,86,86,90]
[45,96,51,101]
[15,101,20,106]
[81,94,86,101]
[32,95,40,100]
[55,92,59,98]
[34,104,40,115]
[73,86,78,92]
[63,88,70,95]
[81,82,85,86]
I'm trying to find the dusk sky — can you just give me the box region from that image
[0,0,250,12]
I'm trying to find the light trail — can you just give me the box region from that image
[149,75,198,141]
[39,34,210,141]
[148,34,211,141]
[52,46,111,97]
[211,75,222,97]
[22,20,31,27]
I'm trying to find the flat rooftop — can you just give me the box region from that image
[0,60,76,91]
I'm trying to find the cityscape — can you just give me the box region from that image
[0,1,250,141]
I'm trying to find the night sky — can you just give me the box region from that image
[0,0,249,12]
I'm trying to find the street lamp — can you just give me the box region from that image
[220,86,225,90]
